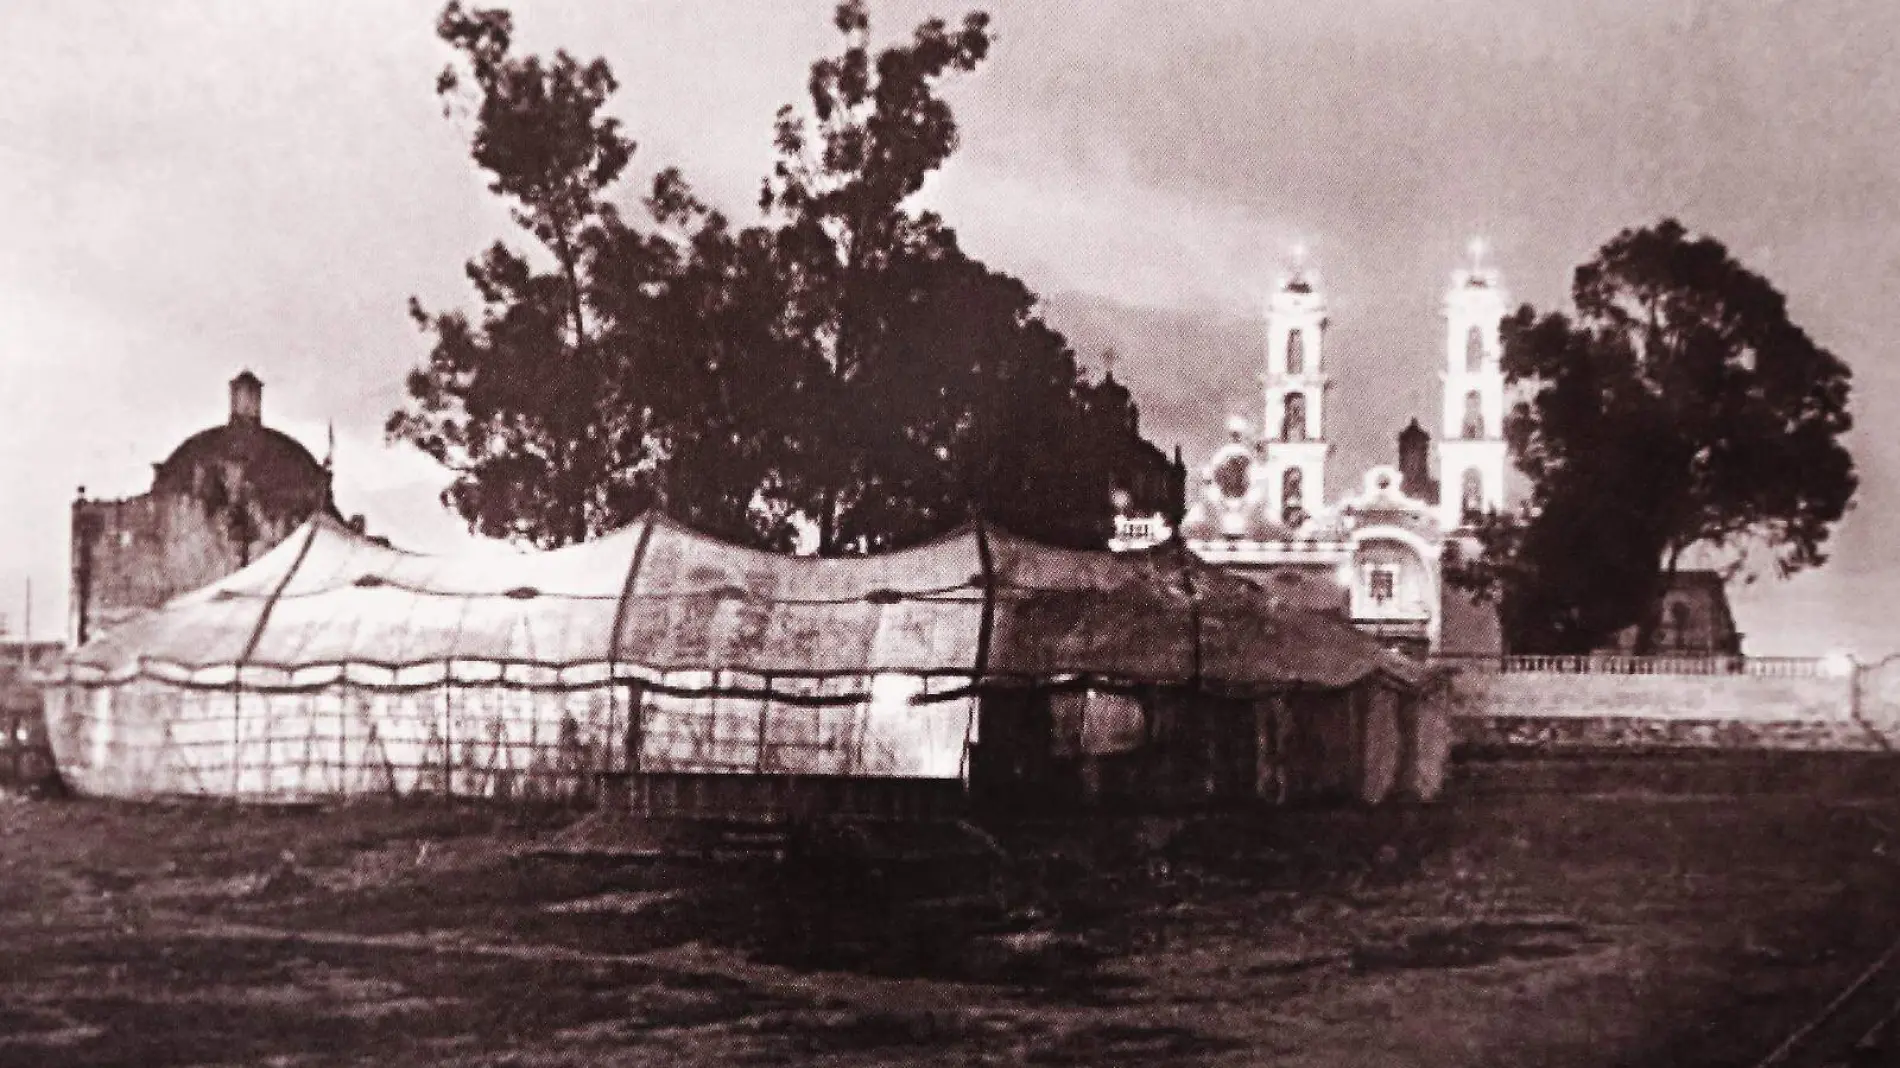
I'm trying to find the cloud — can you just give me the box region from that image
[920,148,1293,316]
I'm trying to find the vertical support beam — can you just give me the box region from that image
[970,523,997,801]
[625,681,646,776]
[956,680,978,787]
[606,516,658,777]
[1400,685,1423,803]
[441,666,454,800]
[1351,686,1371,805]
[1202,699,1219,802]
[230,684,242,797]
[337,685,348,797]
[1253,695,1276,801]
[753,672,771,774]
[72,493,96,649]
[260,688,273,800]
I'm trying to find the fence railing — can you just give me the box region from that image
[1111,517,1171,545]
[1430,654,1838,678]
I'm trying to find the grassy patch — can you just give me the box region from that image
[7,756,1900,1066]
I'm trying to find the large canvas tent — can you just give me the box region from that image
[41,512,1435,813]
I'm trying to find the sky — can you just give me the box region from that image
[1,0,1895,656]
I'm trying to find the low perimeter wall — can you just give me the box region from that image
[1438,656,1900,754]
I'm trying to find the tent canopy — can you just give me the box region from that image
[51,512,1420,696]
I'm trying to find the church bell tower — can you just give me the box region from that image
[1262,258,1331,529]
[1437,241,1509,530]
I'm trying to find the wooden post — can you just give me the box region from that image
[1352,686,1374,805]
[1253,696,1275,801]
[752,673,771,774]
[1203,698,1219,802]
[1079,690,1100,805]
[1395,686,1419,803]
[626,682,645,775]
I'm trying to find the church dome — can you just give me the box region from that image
[149,373,331,517]
[153,424,327,507]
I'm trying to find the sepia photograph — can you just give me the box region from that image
[1,1,1896,1064]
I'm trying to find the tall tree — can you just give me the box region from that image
[1449,219,1857,654]
[617,171,813,550]
[761,0,1138,552]
[759,0,987,553]
[389,2,666,547]
[392,2,1171,555]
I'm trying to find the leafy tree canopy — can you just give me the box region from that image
[1449,219,1857,654]
[390,1,1176,555]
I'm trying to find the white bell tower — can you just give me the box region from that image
[1262,257,1331,528]
[1438,239,1509,530]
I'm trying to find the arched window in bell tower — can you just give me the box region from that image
[1286,329,1305,375]
[1460,468,1484,523]
[1465,325,1486,372]
[1281,467,1307,527]
[1282,393,1307,442]
[1462,391,1485,439]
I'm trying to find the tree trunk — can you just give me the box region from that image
[547,205,590,357]
[818,484,839,556]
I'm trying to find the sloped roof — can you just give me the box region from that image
[51,512,1419,696]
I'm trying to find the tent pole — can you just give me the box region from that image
[442,661,453,800]
[969,522,997,801]
[627,683,644,776]
[338,684,348,796]
[606,519,657,803]
[231,682,242,798]
[957,679,976,787]
[752,672,770,774]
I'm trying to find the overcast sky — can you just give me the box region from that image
[2,0,1895,655]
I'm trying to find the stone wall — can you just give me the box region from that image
[1443,667,1852,723]
[1438,657,1899,754]
[72,491,307,644]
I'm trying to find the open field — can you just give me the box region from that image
[6,754,1900,1067]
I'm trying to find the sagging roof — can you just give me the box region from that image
[50,512,1421,696]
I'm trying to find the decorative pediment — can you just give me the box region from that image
[1338,466,1440,529]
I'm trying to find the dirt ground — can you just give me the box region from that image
[6,754,1900,1067]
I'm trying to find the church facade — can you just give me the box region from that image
[1112,256,1511,657]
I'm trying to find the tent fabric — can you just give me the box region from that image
[42,513,1427,802]
[1404,691,1452,803]
[47,512,1420,697]
[616,519,985,677]
[1359,688,1403,805]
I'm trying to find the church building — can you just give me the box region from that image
[69,372,370,646]
[1111,252,1510,657]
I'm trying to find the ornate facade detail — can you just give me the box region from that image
[1113,245,1514,656]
